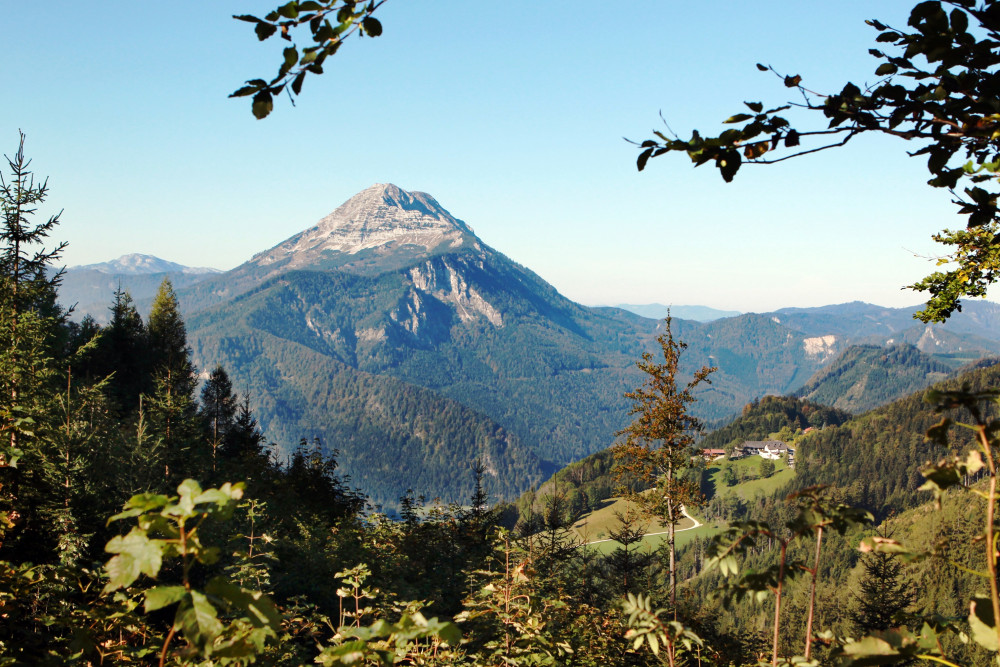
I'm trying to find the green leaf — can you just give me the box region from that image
[875,63,898,76]
[205,578,281,631]
[637,148,653,172]
[230,85,261,98]
[435,619,462,646]
[969,595,999,650]
[282,46,299,71]
[724,113,752,124]
[362,17,382,37]
[252,91,274,120]
[255,22,278,41]
[950,7,969,33]
[123,492,170,513]
[717,149,742,182]
[837,635,904,665]
[755,63,768,72]
[745,101,763,113]
[316,641,369,666]
[177,591,224,652]
[276,1,299,19]
[103,528,164,592]
[145,585,187,612]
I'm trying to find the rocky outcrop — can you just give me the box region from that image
[251,183,478,269]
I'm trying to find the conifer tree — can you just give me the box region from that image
[222,393,268,464]
[0,133,69,552]
[200,365,236,468]
[852,528,913,633]
[93,287,149,413]
[148,277,195,400]
[607,503,651,593]
[0,131,65,458]
[146,278,199,478]
[614,316,715,610]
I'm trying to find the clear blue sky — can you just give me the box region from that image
[4,1,985,312]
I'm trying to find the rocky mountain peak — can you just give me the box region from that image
[251,183,479,271]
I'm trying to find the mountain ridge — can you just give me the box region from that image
[70,253,221,275]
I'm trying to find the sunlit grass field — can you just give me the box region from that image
[573,454,794,554]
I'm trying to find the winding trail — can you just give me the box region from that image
[581,505,703,547]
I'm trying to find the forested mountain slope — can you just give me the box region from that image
[189,304,547,508]
[794,343,952,414]
[698,395,851,451]
[788,361,1000,518]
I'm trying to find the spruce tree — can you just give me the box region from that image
[222,393,268,463]
[0,131,65,458]
[200,365,236,468]
[0,133,69,554]
[146,278,199,479]
[852,528,913,632]
[607,504,651,592]
[148,278,192,381]
[93,287,149,413]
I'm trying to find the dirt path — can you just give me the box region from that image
[581,505,703,547]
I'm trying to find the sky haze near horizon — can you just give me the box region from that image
[4,1,988,313]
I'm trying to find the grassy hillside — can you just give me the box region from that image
[567,453,794,555]
[708,455,793,499]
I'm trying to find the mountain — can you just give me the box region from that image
[794,344,952,414]
[72,253,221,275]
[249,184,479,275]
[765,301,1000,360]
[59,254,221,323]
[615,303,741,322]
[697,395,852,451]
[181,185,656,506]
[58,185,994,507]
[179,185,853,506]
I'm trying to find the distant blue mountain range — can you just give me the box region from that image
[614,303,742,322]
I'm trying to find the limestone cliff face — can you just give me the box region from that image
[251,183,478,269]
[248,184,506,334]
[407,258,503,328]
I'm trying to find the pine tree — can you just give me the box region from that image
[200,365,236,469]
[146,278,199,478]
[92,287,149,413]
[852,528,913,632]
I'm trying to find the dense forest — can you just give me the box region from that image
[794,344,953,414]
